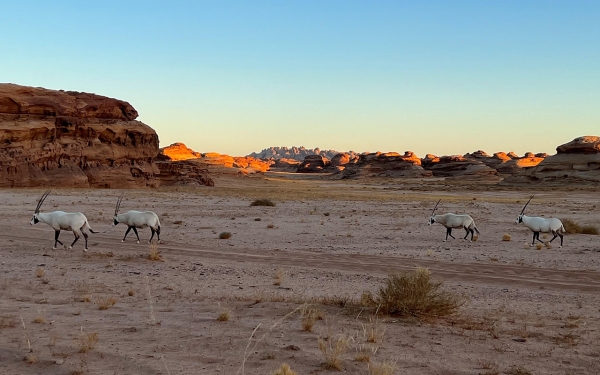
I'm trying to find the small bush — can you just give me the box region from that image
[371,268,464,319]
[217,310,230,322]
[250,199,276,207]
[535,243,543,250]
[79,332,98,353]
[318,336,351,370]
[274,269,285,286]
[562,219,599,235]
[368,360,397,375]
[96,296,117,310]
[302,307,321,332]
[502,233,512,241]
[273,363,297,375]
[219,232,232,239]
[35,268,45,278]
[148,243,162,261]
[582,225,599,235]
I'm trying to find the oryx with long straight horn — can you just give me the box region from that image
[30,191,98,251]
[112,196,161,244]
[428,199,480,242]
[515,195,565,247]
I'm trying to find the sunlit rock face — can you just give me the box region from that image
[0,83,159,188]
[158,142,202,161]
[341,151,432,178]
[296,155,330,173]
[504,136,600,185]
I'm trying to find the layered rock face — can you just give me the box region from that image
[425,155,498,180]
[158,142,201,161]
[341,151,432,179]
[0,84,160,188]
[504,136,600,184]
[296,155,331,173]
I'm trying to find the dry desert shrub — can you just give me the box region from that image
[127,289,135,296]
[535,243,543,250]
[32,310,46,324]
[318,336,351,370]
[369,268,465,319]
[217,310,230,322]
[502,233,512,241]
[78,332,98,353]
[362,318,385,343]
[368,360,397,375]
[95,296,117,310]
[219,232,232,239]
[272,363,297,375]
[273,269,285,286]
[250,199,276,207]
[148,243,163,261]
[301,306,323,332]
[506,366,532,375]
[35,268,45,278]
[23,354,37,364]
[562,218,599,235]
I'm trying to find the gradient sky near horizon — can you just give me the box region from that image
[1,1,598,157]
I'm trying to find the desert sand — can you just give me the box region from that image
[1,175,599,375]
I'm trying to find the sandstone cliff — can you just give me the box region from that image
[0,84,160,188]
[504,136,600,185]
[341,151,432,179]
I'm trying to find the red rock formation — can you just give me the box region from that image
[0,83,160,188]
[233,156,271,173]
[425,155,498,179]
[504,136,600,184]
[297,155,330,173]
[155,160,214,186]
[341,151,432,178]
[270,158,301,172]
[158,142,201,161]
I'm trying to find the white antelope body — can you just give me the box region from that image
[113,197,161,243]
[515,195,565,247]
[30,191,98,251]
[428,200,480,242]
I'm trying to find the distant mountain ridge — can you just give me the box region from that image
[248,146,344,161]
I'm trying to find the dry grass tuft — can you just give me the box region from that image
[535,243,543,250]
[250,199,276,207]
[273,269,285,286]
[369,268,465,319]
[23,354,37,364]
[78,332,98,353]
[32,310,46,324]
[219,232,232,239]
[362,318,385,343]
[127,289,135,296]
[95,296,117,310]
[502,233,512,241]
[267,224,275,229]
[81,294,92,303]
[35,268,45,278]
[148,243,163,261]
[563,218,599,235]
[217,310,230,322]
[318,336,351,370]
[272,363,297,375]
[301,306,323,332]
[368,360,397,375]
[506,366,532,375]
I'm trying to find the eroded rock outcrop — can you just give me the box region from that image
[504,136,600,184]
[0,83,160,188]
[297,155,331,173]
[158,142,202,161]
[425,155,498,180]
[341,151,432,179]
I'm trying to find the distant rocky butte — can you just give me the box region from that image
[0,83,212,187]
[504,136,600,185]
[158,143,272,174]
[248,146,355,161]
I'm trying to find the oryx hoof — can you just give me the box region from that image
[68,246,73,250]
[121,240,124,243]
[137,241,140,244]
[52,247,57,250]
[83,248,88,252]
[158,240,162,244]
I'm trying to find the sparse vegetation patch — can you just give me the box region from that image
[250,199,276,207]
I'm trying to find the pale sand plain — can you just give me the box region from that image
[1,175,599,375]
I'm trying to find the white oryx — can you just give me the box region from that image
[30,191,98,251]
[112,196,161,244]
[428,200,480,242]
[515,195,565,247]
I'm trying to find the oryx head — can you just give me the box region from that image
[428,199,441,225]
[113,196,123,226]
[31,190,51,225]
[515,195,534,224]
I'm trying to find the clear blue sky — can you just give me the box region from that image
[1,1,598,156]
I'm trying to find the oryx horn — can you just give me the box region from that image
[35,190,51,213]
[114,196,123,216]
[520,194,535,214]
[431,199,441,215]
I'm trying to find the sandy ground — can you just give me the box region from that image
[1,176,599,375]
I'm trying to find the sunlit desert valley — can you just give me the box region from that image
[1,84,599,375]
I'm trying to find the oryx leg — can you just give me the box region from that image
[156,226,161,243]
[53,230,64,249]
[445,228,455,241]
[148,227,160,243]
[132,227,141,244]
[69,231,81,249]
[122,226,133,242]
[549,230,564,247]
[82,231,89,251]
